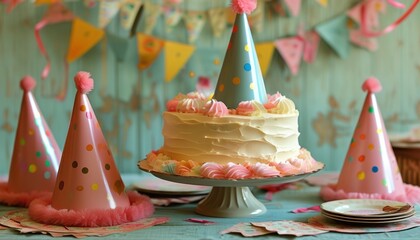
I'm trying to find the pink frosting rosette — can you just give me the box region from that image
[236,100,267,116]
[264,92,284,109]
[203,100,229,117]
[200,163,225,179]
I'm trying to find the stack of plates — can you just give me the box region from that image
[320,199,416,224]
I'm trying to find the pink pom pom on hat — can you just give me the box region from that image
[320,77,420,204]
[0,75,62,207]
[28,71,154,227]
[231,0,257,14]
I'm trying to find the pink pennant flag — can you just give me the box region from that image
[350,29,378,51]
[34,2,75,79]
[284,0,301,16]
[275,37,304,75]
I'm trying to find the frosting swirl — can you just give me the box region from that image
[177,98,206,113]
[203,100,229,117]
[268,97,296,114]
[236,100,267,116]
[264,92,284,109]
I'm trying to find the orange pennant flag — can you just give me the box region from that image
[136,33,165,70]
[255,42,275,77]
[164,41,195,82]
[35,0,60,5]
[66,18,105,63]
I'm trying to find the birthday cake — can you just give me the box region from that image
[139,0,323,180]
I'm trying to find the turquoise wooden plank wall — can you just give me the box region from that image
[1,0,419,175]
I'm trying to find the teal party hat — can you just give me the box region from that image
[212,0,267,109]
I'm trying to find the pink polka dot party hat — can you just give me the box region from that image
[28,72,154,227]
[321,77,420,204]
[0,76,61,207]
[212,0,267,108]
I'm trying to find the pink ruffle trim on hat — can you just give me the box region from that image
[28,191,154,227]
[0,181,52,207]
[320,183,420,204]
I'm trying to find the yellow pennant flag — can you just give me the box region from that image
[255,42,275,77]
[164,41,195,82]
[316,0,328,7]
[137,33,165,70]
[66,18,105,63]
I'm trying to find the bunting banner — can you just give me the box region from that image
[98,0,121,28]
[302,31,320,64]
[120,0,143,30]
[143,1,162,34]
[284,0,301,17]
[34,2,74,79]
[66,18,105,63]
[350,29,378,51]
[163,5,183,31]
[34,0,59,5]
[315,14,350,59]
[137,33,165,70]
[183,10,207,43]
[275,37,304,76]
[164,41,195,82]
[248,0,264,32]
[255,42,275,77]
[208,8,227,38]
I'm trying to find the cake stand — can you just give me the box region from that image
[139,162,323,218]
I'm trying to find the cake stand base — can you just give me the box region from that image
[195,186,266,218]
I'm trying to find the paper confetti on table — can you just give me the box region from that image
[220,222,272,237]
[251,221,328,236]
[0,210,169,238]
[185,218,216,225]
[151,195,206,206]
[291,205,321,213]
[308,215,420,233]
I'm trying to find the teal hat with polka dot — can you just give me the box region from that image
[212,0,267,109]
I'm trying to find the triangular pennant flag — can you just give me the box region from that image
[208,8,227,38]
[183,10,207,43]
[143,2,162,34]
[248,0,264,32]
[136,33,165,70]
[120,0,142,30]
[66,18,105,63]
[284,0,301,17]
[164,41,195,82]
[315,14,350,59]
[275,37,304,75]
[98,0,121,28]
[83,0,96,8]
[107,32,130,61]
[347,3,362,24]
[163,5,183,31]
[350,29,378,51]
[255,42,275,77]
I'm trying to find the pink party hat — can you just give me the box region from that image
[0,76,61,207]
[321,78,420,204]
[28,72,154,227]
[212,0,267,109]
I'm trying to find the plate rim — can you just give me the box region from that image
[321,199,411,217]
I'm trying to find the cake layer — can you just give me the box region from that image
[161,111,301,164]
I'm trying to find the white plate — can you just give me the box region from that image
[321,211,415,224]
[321,210,416,222]
[321,199,412,217]
[131,173,211,196]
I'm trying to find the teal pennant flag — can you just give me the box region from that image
[315,14,350,59]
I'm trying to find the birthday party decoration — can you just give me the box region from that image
[208,8,227,38]
[315,14,350,58]
[320,77,420,204]
[98,0,121,28]
[274,37,304,76]
[28,72,154,227]
[255,42,275,77]
[143,1,162,34]
[212,0,267,109]
[66,18,105,63]
[284,0,301,17]
[183,10,207,43]
[164,41,195,82]
[137,33,165,70]
[0,76,61,207]
[119,0,143,30]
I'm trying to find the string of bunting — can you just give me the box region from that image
[1,0,418,101]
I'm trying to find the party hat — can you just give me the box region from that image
[0,76,61,207]
[28,72,154,227]
[212,0,267,109]
[321,78,420,203]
